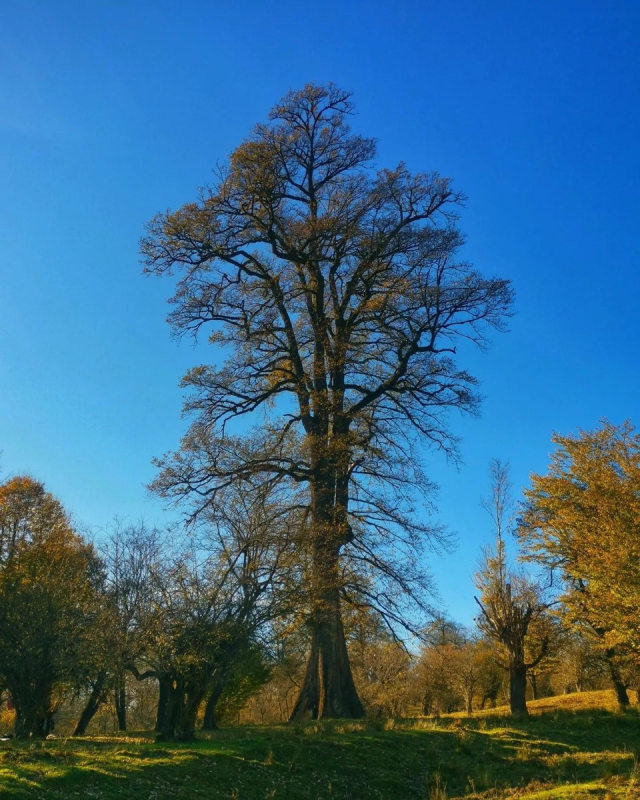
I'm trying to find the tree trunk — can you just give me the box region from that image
[290,625,321,720]
[318,596,363,718]
[509,665,528,717]
[290,579,364,720]
[465,691,473,716]
[290,458,365,722]
[529,672,539,700]
[605,649,629,707]
[155,676,206,741]
[155,675,171,733]
[73,671,108,736]
[114,671,127,731]
[612,678,629,707]
[12,689,54,739]
[201,681,225,731]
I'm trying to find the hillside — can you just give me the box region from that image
[1,691,640,799]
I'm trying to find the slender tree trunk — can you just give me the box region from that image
[464,682,475,716]
[114,671,127,731]
[509,665,528,717]
[201,681,225,731]
[73,671,108,736]
[605,649,629,707]
[529,673,539,700]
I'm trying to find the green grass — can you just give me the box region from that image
[2,692,640,798]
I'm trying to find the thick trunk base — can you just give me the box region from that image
[155,675,205,742]
[291,615,365,721]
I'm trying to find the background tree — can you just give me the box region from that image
[518,420,640,706]
[73,522,165,736]
[414,617,487,715]
[0,477,101,738]
[143,83,513,719]
[551,631,614,696]
[346,606,414,717]
[474,638,504,709]
[475,461,551,717]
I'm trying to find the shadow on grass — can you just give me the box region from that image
[0,709,639,799]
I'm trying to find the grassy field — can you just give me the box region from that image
[2,691,640,799]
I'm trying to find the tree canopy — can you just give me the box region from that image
[0,476,102,738]
[518,420,640,656]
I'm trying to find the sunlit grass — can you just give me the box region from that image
[1,691,640,797]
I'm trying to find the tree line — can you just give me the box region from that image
[1,419,638,737]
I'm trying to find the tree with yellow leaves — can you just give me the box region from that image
[518,420,640,696]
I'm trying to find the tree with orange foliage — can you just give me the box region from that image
[0,477,101,738]
[518,421,640,701]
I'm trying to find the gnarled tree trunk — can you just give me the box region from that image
[155,674,207,741]
[12,686,55,739]
[201,681,225,731]
[155,675,171,734]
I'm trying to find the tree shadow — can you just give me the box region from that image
[0,712,638,799]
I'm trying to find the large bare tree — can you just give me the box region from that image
[143,83,513,719]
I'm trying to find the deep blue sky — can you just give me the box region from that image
[1,0,638,624]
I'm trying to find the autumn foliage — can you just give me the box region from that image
[519,421,640,657]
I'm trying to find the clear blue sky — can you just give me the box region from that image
[1,0,638,624]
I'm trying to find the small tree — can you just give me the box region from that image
[73,522,167,736]
[474,461,550,717]
[415,618,469,715]
[0,477,101,738]
[120,481,298,741]
[346,607,414,717]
